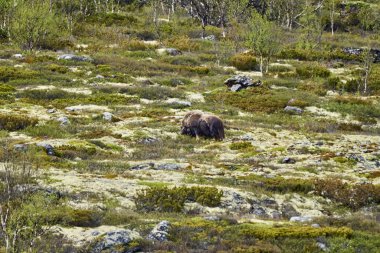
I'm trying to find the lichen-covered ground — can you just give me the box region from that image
[1,16,380,253]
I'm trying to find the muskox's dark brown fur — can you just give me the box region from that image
[181,111,225,140]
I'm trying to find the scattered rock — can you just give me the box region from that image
[95,75,105,79]
[12,54,23,59]
[375,161,380,168]
[284,106,303,115]
[289,216,313,223]
[224,75,261,92]
[203,35,216,41]
[58,54,93,62]
[130,163,155,170]
[282,157,296,164]
[204,215,221,221]
[250,204,268,218]
[165,98,192,107]
[57,116,70,126]
[155,163,183,171]
[148,221,171,242]
[138,137,159,144]
[342,47,380,63]
[47,108,56,114]
[37,143,55,156]
[156,48,182,56]
[316,242,328,252]
[102,112,113,122]
[14,144,28,152]
[92,229,140,253]
[281,203,300,218]
[311,223,321,228]
[271,211,282,220]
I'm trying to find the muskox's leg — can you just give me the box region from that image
[198,120,211,138]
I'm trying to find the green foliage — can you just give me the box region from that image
[229,53,258,71]
[10,1,68,50]
[0,114,38,131]
[0,66,39,82]
[134,186,223,212]
[230,141,253,151]
[120,85,183,100]
[314,179,380,210]
[296,63,331,79]
[231,224,353,239]
[17,89,75,100]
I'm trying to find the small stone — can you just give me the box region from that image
[316,242,328,252]
[230,84,243,92]
[204,216,221,221]
[95,75,104,79]
[47,109,56,114]
[203,35,216,41]
[57,116,70,126]
[375,161,380,167]
[130,163,154,170]
[12,54,23,59]
[14,144,28,152]
[284,106,303,115]
[282,157,296,164]
[289,216,313,223]
[148,221,171,242]
[165,98,191,107]
[311,223,321,228]
[58,54,93,62]
[155,163,182,171]
[102,112,113,121]
[156,48,182,56]
[37,143,55,156]
[92,229,139,253]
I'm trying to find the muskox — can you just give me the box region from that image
[180,111,225,141]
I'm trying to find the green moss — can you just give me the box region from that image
[0,113,38,131]
[231,224,353,239]
[134,186,223,213]
[230,141,253,151]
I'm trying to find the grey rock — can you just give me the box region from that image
[138,137,159,144]
[103,112,113,121]
[95,75,104,79]
[250,205,268,218]
[375,161,380,167]
[239,134,255,141]
[204,216,221,221]
[281,203,300,219]
[47,108,56,114]
[57,116,70,126]
[311,223,321,228]
[148,221,171,242]
[12,53,23,59]
[130,163,154,170]
[289,216,313,223]
[282,157,296,164]
[58,54,93,62]
[92,229,138,253]
[347,153,365,163]
[284,106,303,115]
[271,211,282,220]
[14,144,28,152]
[316,242,328,252]
[224,75,261,92]
[156,48,182,56]
[203,35,216,41]
[230,84,243,92]
[165,98,191,107]
[155,163,182,171]
[343,47,380,63]
[37,143,55,156]
[261,198,278,209]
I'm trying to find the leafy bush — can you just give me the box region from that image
[0,114,38,131]
[314,179,380,210]
[134,186,223,212]
[229,53,258,71]
[296,64,331,79]
[164,36,199,52]
[0,66,39,82]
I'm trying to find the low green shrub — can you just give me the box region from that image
[229,53,258,71]
[0,114,38,131]
[296,64,331,79]
[134,186,223,212]
[17,89,75,100]
[230,142,253,151]
[0,66,39,82]
[314,179,380,210]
